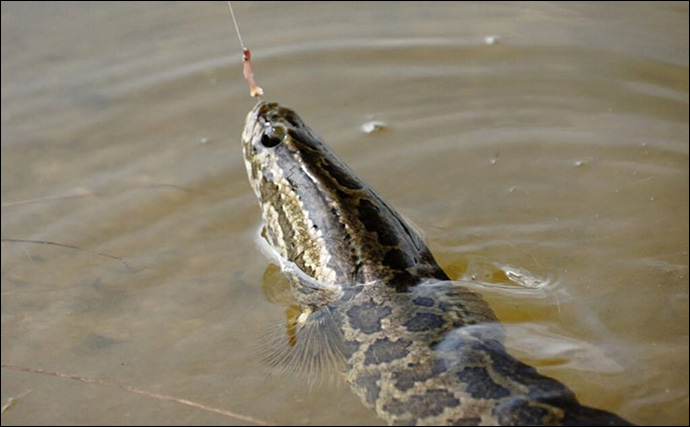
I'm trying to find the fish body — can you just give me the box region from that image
[242,101,632,426]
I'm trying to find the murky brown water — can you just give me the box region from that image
[1,2,688,425]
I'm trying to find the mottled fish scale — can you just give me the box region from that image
[242,101,633,426]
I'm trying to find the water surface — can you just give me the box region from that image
[1,2,688,425]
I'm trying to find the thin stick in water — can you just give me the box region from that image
[1,390,31,415]
[1,190,95,208]
[1,364,275,426]
[1,238,130,269]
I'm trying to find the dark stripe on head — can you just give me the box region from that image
[322,157,363,190]
[357,199,400,246]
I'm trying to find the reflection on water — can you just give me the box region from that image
[1,2,688,426]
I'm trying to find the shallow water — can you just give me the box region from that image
[1,2,688,425]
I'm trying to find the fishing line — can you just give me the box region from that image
[227,1,264,98]
[227,1,245,49]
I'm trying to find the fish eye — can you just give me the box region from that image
[260,124,286,148]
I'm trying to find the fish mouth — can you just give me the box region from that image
[243,101,307,141]
[242,100,272,144]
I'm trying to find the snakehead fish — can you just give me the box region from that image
[241,101,633,426]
